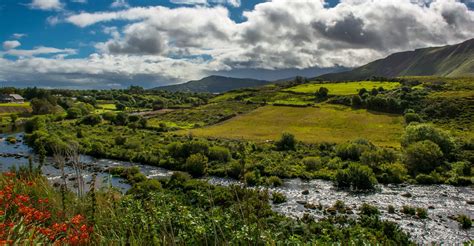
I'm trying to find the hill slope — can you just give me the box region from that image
[156,76,270,93]
[319,38,474,81]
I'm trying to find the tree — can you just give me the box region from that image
[276,133,296,151]
[66,107,83,119]
[402,123,455,156]
[115,102,126,111]
[31,98,56,115]
[404,140,443,174]
[335,163,377,191]
[79,114,102,126]
[185,153,208,177]
[404,112,422,124]
[351,95,363,108]
[315,87,329,99]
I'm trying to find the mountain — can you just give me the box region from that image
[319,38,474,81]
[155,75,270,93]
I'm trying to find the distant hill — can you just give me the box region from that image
[155,75,270,93]
[319,38,474,81]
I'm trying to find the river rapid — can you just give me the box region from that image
[0,133,472,244]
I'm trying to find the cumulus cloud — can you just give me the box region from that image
[5,0,474,88]
[29,0,63,11]
[3,40,21,50]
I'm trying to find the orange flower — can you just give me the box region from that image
[71,214,84,225]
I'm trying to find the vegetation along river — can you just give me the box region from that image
[1,133,472,244]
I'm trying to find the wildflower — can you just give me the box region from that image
[71,214,84,225]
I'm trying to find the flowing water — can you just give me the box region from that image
[1,133,472,244]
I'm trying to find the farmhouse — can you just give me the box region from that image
[0,94,25,103]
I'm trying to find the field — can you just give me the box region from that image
[285,81,400,95]
[186,104,404,147]
[0,102,31,116]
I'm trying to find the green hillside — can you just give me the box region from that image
[320,38,474,81]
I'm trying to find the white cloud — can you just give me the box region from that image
[29,0,63,11]
[170,0,241,7]
[111,0,129,8]
[3,41,21,50]
[71,0,87,3]
[2,46,76,57]
[11,33,27,39]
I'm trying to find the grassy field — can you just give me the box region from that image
[0,102,31,116]
[186,104,404,147]
[285,81,400,95]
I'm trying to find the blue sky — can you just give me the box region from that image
[0,0,473,88]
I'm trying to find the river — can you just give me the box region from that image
[0,132,472,244]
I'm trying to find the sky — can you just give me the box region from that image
[0,0,473,89]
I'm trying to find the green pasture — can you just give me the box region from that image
[285,81,400,95]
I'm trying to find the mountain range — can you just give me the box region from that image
[156,38,474,93]
[319,38,474,81]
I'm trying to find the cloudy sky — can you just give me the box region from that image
[0,0,473,89]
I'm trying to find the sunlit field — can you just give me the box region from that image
[285,81,400,95]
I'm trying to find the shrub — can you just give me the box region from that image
[351,95,363,107]
[404,112,422,124]
[451,161,471,176]
[415,172,443,184]
[457,214,472,229]
[416,208,428,219]
[244,171,259,186]
[267,176,283,187]
[275,133,296,151]
[80,114,102,126]
[378,163,407,184]
[208,146,231,162]
[185,153,208,177]
[315,87,329,99]
[168,172,192,186]
[114,136,127,145]
[302,157,322,171]
[401,206,416,216]
[335,163,377,191]
[271,192,287,204]
[402,123,455,156]
[336,140,373,161]
[388,205,395,214]
[66,107,83,119]
[404,140,443,174]
[359,203,380,216]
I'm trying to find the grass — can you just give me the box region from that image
[0,102,31,116]
[0,102,30,107]
[95,103,117,114]
[185,104,404,147]
[285,81,400,95]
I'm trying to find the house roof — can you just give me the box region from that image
[9,94,24,100]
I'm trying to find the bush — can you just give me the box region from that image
[302,157,322,171]
[401,206,416,216]
[336,140,373,161]
[335,163,377,191]
[378,163,407,184]
[208,146,231,162]
[415,172,443,184]
[404,140,443,174]
[267,176,283,187]
[451,161,471,176]
[457,214,472,229]
[359,203,380,216]
[185,153,208,177]
[404,112,422,124]
[388,205,395,214]
[315,87,329,99]
[275,133,296,151]
[271,192,287,204]
[402,123,455,156]
[79,114,102,126]
[168,171,192,187]
[244,171,259,186]
[416,208,428,219]
[351,95,363,108]
[127,179,162,197]
[66,107,83,119]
